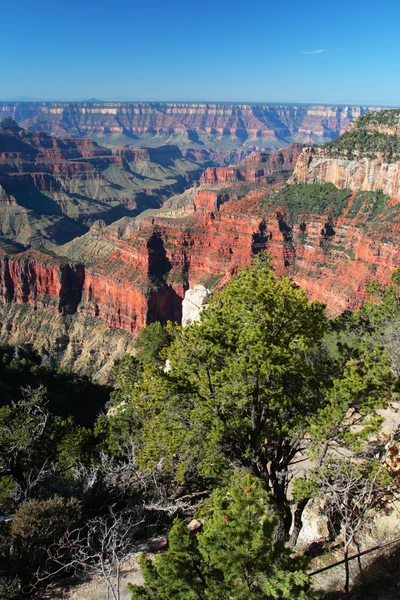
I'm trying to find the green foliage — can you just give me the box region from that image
[107,257,395,544]
[365,279,381,298]
[293,311,394,506]
[111,355,142,406]
[361,282,400,326]
[325,130,400,161]
[101,323,175,455]
[346,191,390,220]
[119,255,329,532]
[134,322,173,368]
[129,473,316,600]
[391,268,400,287]
[265,183,351,219]
[307,345,391,453]
[324,110,400,160]
[355,109,400,128]
[0,386,96,503]
[110,323,173,406]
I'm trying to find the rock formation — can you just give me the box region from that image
[0,119,206,248]
[291,109,400,196]
[182,285,212,326]
[291,147,400,196]
[0,102,383,148]
[1,110,400,380]
[200,143,305,186]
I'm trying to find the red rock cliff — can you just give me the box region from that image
[0,249,84,314]
[2,177,400,339]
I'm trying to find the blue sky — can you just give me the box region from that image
[1,0,400,105]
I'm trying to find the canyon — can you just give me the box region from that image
[0,102,384,149]
[1,109,400,381]
[0,117,210,248]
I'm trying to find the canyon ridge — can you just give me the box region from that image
[0,107,399,381]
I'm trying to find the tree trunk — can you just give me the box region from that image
[288,497,309,547]
[355,538,364,582]
[344,546,350,597]
[272,502,293,543]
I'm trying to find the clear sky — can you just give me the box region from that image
[1,0,400,105]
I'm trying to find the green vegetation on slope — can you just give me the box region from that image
[324,109,400,160]
[264,183,352,218]
[1,259,400,599]
[346,190,389,221]
[354,108,400,128]
[129,473,315,600]
[325,129,400,160]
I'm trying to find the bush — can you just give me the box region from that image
[129,472,315,600]
[10,496,81,586]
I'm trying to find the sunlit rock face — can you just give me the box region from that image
[0,102,381,147]
[2,116,400,379]
[182,285,212,327]
[291,147,400,197]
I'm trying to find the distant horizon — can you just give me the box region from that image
[1,98,400,108]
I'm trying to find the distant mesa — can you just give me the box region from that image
[0,101,384,149]
[0,120,207,249]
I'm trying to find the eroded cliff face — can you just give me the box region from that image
[0,102,382,147]
[2,120,400,380]
[55,185,400,319]
[0,249,84,313]
[0,238,182,381]
[1,178,400,380]
[291,148,400,196]
[201,143,305,185]
[0,301,137,383]
[291,110,400,195]
[0,191,265,357]
[0,119,207,248]
[266,200,400,313]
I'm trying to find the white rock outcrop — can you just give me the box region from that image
[182,285,212,327]
[295,498,329,548]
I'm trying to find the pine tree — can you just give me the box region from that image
[134,255,329,534]
[128,472,316,600]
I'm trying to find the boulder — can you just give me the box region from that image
[295,498,329,548]
[187,519,205,532]
[181,285,212,327]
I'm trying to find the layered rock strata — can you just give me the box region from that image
[1,181,400,381]
[0,103,384,147]
[2,113,400,380]
[291,147,400,196]
[0,119,206,247]
[201,143,305,185]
